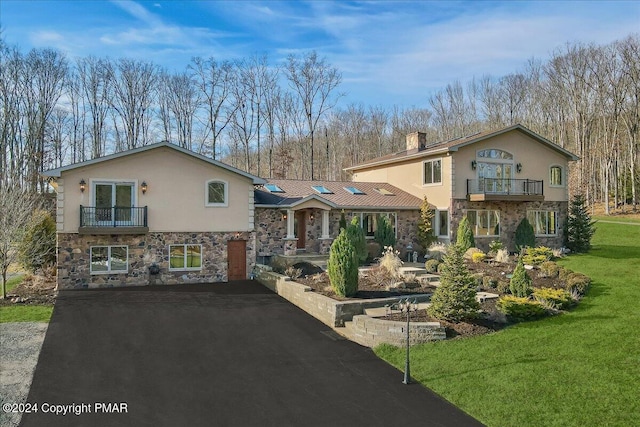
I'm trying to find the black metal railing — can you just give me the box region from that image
[467,178,543,196]
[80,206,148,228]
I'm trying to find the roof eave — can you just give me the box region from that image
[344,147,450,172]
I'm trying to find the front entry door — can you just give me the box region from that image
[294,211,306,249]
[227,240,247,281]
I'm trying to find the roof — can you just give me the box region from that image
[42,141,266,185]
[344,124,580,172]
[255,179,422,210]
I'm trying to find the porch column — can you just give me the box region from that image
[286,209,295,239]
[321,210,330,239]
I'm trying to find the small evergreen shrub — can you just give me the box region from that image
[497,280,511,294]
[488,240,503,254]
[378,246,403,278]
[417,196,436,253]
[522,246,554,266]
[533,287,574,310]
[471,252,486,263]
[424,259,440,273]
[346,217,367,264]
[339,211,347,230]
[483,275,498,289]
[494,248,510,264]
[327,229,359,297]
[464,247,484,260]
[436,262,446,273]
[472,273,484,287]
[497,296,547,321]
[427,243,448,261]
[565,272,591,295]
[515,217,536,252]
[539,261,560,278]
[510,258,533,297]
[558,267,573,282]
[374,215,396,249]
[456,216,475,252]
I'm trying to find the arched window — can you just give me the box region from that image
[476,149,513,160]
[205,180,228,206]
[549,166,563,187]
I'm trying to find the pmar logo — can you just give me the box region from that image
[94,403,128,413]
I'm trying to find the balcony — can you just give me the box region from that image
[467,178,544,202]
[79,206,148,235]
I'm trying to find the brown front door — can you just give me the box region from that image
[295,211,306,249]
[227,240,246,281]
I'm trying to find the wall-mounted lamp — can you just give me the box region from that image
[282,212,287,220]
[471,160,477,170]
[141,181,148,194]
[309,213,314,221]
[79,179,86,193]
[516,163,522,173]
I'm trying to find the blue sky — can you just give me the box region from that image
[1,0,638,108]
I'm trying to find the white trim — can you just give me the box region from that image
[168,244,203,271]
[205,179,229,207]
[422,158,443,186]
[549,165,565,188]
[90,245,129,275]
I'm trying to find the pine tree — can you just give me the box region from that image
[427,244,479,322]
[456,216,475,252]
[339,210,347,230]
[509,258,533,297]
[515,217,536,252]
[374,215,396,249]
[346,216,367,264]
[565,194,596,253]
[327,229,359,297]
[417,196,436,253]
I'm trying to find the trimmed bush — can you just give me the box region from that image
[424,259,440,273]
[18,210,56,273]
[427,244,480,322]
[497,296,547,321]
[374,215,396,249]
[464,247,484,260]
[436,262,446,273]
[522,246,554,266]
[510,258,533,297]
[533,287,574,310]
[346,217,367,264]
[472,252,486,263]
[456,216,475,252]
[558,266,573,282]
[488,240,503,254]
[327,229,359,297]
[515,217,536,252]
[565,272,591,295]
[427,243,448,261]
[539,261,560,278]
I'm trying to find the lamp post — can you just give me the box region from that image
[395,298,418,384]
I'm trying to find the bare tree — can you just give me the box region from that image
[77,56,110,158]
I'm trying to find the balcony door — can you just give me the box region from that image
[478,162,513,193]
[94,182,135,225]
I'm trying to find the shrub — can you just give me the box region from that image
[522,246,554,266]
[565,272,591,295]
[456,216,475,252]
[378,246,403,278]
[417,196,436,253]
[374,215,396,249]
[515,217,536,252]
[18,210,56,273]
[471,252,486,263]
[539,261,560,278]
[346,217,367,264]
[464,247,484,260]
[497,296,547,321]
[424,259,440,273]
[427,244,480,322]
[427,243,448,261]
[436,262,446,273]
[472,273,484,287]
[558,267,573,282]
[510,258,533,297]
[339,210,347,230]
[565,193,596,253]
[533,287,574,310]
[483,275,498,289]
[488,240,503,255]
[327,229,359,297]
[284,266,302,279]
[494,249,510,264]
[497,280,510,294]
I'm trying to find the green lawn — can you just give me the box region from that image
[0,275,54,323]
[593,214,640,224]
[375,222,640,427]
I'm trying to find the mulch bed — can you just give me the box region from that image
[0,273,57,306]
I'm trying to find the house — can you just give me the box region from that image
[253,179,422,258]
[345,124,579,252]
[43,141,265,289]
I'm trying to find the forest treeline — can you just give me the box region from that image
[1,34,638,212]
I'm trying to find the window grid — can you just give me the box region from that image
[90,246,128,274]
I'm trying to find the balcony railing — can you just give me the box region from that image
[80,205,148,228]
[467,178,544,201]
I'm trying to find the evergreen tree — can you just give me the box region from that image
[565,194,596,253]
[456,216,475,252]
[339,210,347,230]
[509,258,533,297]
[346,216,367,264]
[427,244,480,322]
[374,215,396,249]
[515,217,536,252]
[327,229,359,297]
[417,196,436,253]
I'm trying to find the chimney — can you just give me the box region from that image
[406,132,427,151]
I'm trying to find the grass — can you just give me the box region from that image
[375,222,640,427]
[0,274,54,323]
[593,214,640,224]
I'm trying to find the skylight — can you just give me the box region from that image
[375,188,394,196]
[312,185,333,194]
[344,186,365,195]
[264,184,284,193]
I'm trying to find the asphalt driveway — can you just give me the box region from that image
[21,281,484,427]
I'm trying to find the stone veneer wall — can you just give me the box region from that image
[349,315,446,347]
[57,231,256,289]
[449,200,568,252]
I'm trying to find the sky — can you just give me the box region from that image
[1,0,638,109]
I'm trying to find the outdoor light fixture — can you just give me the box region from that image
[282,212,287,220]
[516,163,522,173]
[471,160,477,170]
[141,181,148,194]
[79,179,86,193]
[309,213,314,221]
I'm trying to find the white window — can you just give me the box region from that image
[360,212,397,238]
[527,211,558,236]
[550,166,564,187]
[205,180,228,206]
[90,246,128,274]
[436,210,449,237]
[169,244,202,271]
[467,210,500,237]
[423,159,442,185]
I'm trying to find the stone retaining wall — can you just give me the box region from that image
[348,315,446,347]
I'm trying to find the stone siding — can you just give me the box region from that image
[57,231,255,289]
[349,315,446,347]
[450,200,568,252]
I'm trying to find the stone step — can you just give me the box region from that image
[416,273,440,282]
[399,266,427,274]
[364,306,390,317]
[476,291,500,302]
